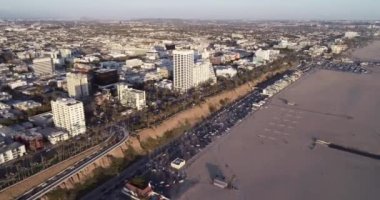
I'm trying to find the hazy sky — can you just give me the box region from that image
[0,0,379,20]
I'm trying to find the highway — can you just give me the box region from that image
[81,156,149,200]
[17,125,129,200]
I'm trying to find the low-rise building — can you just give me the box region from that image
[146,49,159,60]
[155,79,173,90]
[157,67,169,79]
[0,137,26,164]
[13,65,29,73]
[210,56,225,65]
[0,109,15,119]
[14,132,44,151]
[330,44,348,54]
[262,72,301,97]
[143,71,161,82]
[28,112,54,128]
[170,158,186,170]
[12,100,42,111]
[215,66,237,78]
[117,83,146,110]
[37,128,69,145]
[125,59,144,68]
[344,31,360,39]
[308,45,328,57]
[254,49,280,61]
[122,178,169,200]
[8,80,28,89]
[0,102,11,110]
[0,92,12,101]
[73,63,94,73]
[155,59,173,72]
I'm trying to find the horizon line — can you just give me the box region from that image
[1,17,380,23]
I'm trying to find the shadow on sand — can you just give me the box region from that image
[206,162,225,181]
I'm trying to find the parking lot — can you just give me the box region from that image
[316,60,370,74]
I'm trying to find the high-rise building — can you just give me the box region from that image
[94,69,119,86]
[66,72,90,99]
[59,49,72,58]
[192,60,217,86]
[33,57,54,75]
[173,50,194,92]
[117,83,146,110]
[255,49,271,61]
[51,98,86,137]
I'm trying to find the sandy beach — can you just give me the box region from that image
[175,68,380,200]
[351,40,380,62]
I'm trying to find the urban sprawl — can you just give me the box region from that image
[0,20,379,200]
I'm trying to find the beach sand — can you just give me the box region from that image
[351,40,380,62]
[176,69,380,200]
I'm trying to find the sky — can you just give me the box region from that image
[0,0,379,20]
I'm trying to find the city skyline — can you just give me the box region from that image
[0,0,379,20]
[1,3,380,199]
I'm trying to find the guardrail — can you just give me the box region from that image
[20,126,129,200]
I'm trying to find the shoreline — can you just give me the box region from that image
[177,66,380,200]
[350,40,380,62]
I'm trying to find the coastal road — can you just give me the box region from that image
[18,125,129,200]
[81,156,149,200]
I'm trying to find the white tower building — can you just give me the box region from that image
[192,60,217,86]
[51,98,86,137]
[173,50,194,92]
[66,72,90,99]
[33,57,54,75]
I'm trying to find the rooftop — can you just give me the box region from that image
[173,50,194,55]
[53,98,81,106]
[95,68,117,73]
[172,158,185,165]
[37,127,67,137]
[128,177,150,190]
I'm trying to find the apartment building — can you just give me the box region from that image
[117,83,146,110]
[66,72,90,99]
[33,57,54,75]
[51,98,86,137]
[173,50,194,92]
